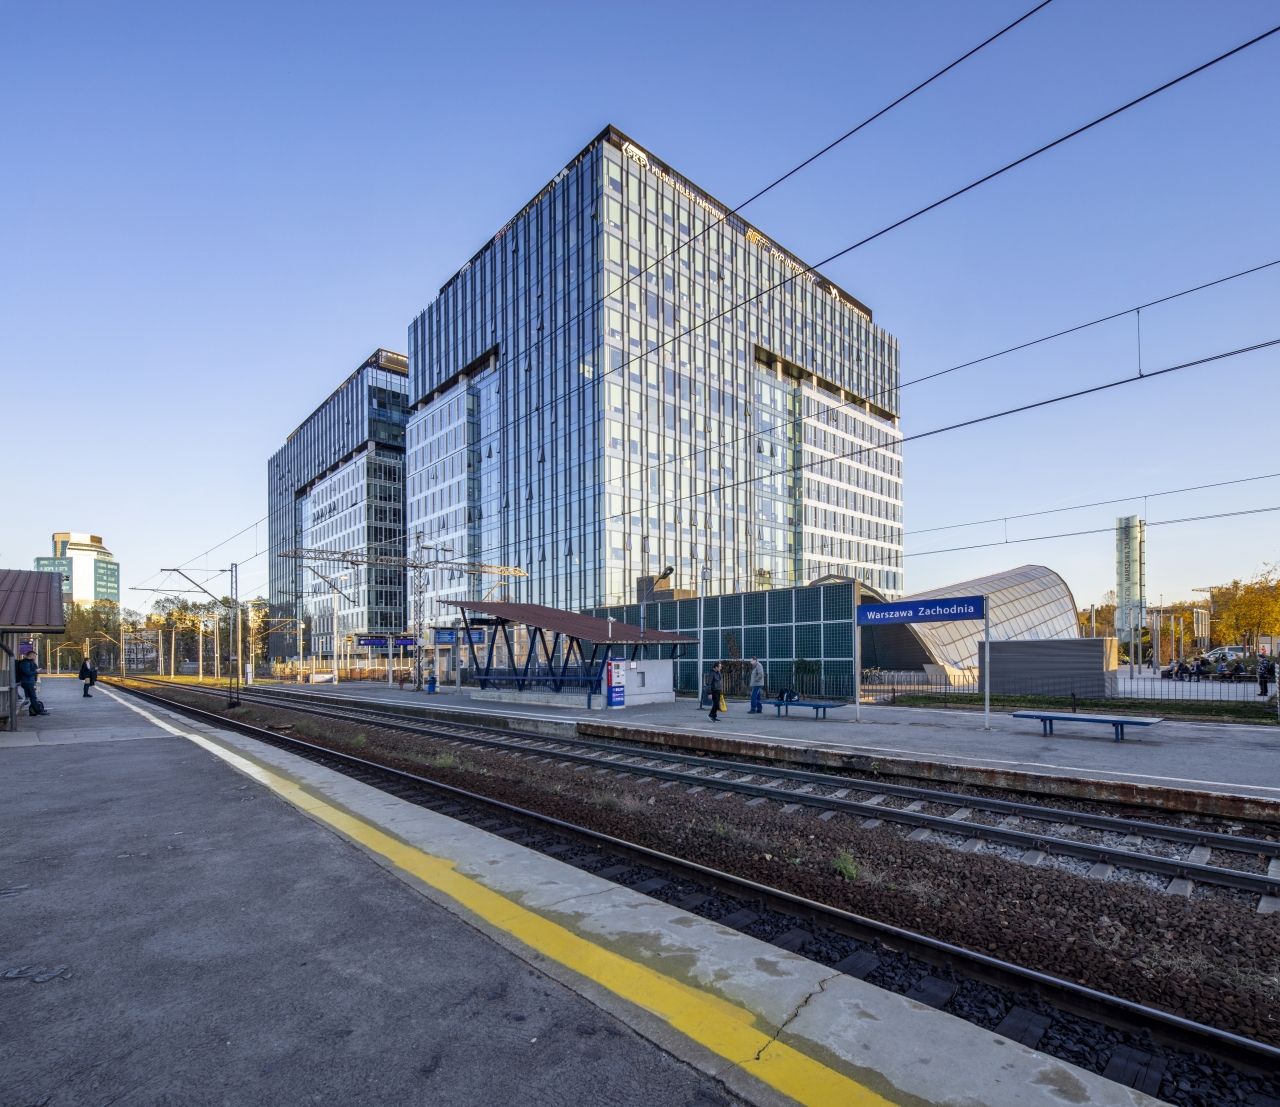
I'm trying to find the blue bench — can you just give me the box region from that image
[766,699,841,720]
[1011,710,1163,743]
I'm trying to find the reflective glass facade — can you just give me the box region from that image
[407,127,902,628]
[590,578,865,694]
[581,564,1079,693]
[34,532,119,605]
[267,350,410,658]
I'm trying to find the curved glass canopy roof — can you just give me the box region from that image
[896,564,1080,670]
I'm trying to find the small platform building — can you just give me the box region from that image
[0,569,67,730]
[448,601,696,709]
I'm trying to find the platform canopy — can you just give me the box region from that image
[0,569,67,634]
[444,601,696,645]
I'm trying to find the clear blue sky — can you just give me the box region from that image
[3,0,1277,611]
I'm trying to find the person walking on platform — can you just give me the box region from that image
[706,662,723,722]
[748,656,765,713]
[78,657,97,697]
[16,651,48,716]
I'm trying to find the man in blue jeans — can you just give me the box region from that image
[749,656,765,713]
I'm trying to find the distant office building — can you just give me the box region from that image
[34,533,119,605]
[267,349,411,660]
[406,126,903,627]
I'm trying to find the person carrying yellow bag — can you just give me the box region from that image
[706,662,724,722]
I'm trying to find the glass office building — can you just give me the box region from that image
[34,533,119,605]
[586,564,1079,694]
[267,349,411,660]
[406,126,902,628]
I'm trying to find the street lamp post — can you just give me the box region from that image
[638,565,674,643]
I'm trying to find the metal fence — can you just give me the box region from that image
[686,665,1277,716]
[856,671,1278,722]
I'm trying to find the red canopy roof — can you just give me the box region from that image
[446,601,695,645]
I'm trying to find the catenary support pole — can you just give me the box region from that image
[853,579,862,723]
[983,597,991,730]
[197,619,203,682]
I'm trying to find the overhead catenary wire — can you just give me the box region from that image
[907,469,1280,537]
[555,255,1280,529]
[455,1,1059,402]
[597,337,1280,526]
[898,256,1280,394]
[132,515,267,589]
[481,18,1280,434]
[905,503,1280,558]
[409,24,1280,556]
[304,25,1280,598]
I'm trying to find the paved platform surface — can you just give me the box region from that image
[0,678,741,1107]
[1,678,1162,1106]
[0,675,159,746]
[96,682,1154,1107]
[254,679,1280,805]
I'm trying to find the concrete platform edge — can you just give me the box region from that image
[107,687,1162,1107]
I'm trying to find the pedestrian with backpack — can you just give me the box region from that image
[16,652,49,716]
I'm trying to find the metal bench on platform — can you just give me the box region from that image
[766,699,842,720]
[1011,710,1162,742]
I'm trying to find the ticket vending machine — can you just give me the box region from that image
[606,659,625,707]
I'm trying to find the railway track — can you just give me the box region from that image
[109,676,1280,1092]
[128,678,1280,904]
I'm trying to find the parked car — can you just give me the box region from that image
[1202,646,1245,664]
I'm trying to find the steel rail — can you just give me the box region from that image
[186,683,1274,848]
[106,678,1280,1077]
[146,678,1280,896]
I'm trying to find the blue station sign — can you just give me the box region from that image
[857,595,986,626]
[433,629,485,645]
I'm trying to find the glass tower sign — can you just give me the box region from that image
[406,126,902,626]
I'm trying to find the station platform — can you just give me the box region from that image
[250,679,1280,817]
[1,676,1163,1105]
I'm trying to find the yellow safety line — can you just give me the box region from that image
[103,688,897,1107]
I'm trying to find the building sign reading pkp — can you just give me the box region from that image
[857,595,986,625]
